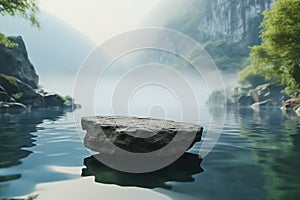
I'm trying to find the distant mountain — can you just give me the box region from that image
[141,0,193,27]
[0,11,95,94]
[0,11,95,74]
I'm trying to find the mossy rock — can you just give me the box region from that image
[0,91,10,101]
[0,74,17,86]
[0,85,5,92]
[0,74,18,94]
[44,94,65,107]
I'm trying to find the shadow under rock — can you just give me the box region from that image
[81,152,204,189]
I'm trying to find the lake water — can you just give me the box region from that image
[0,107,299,200]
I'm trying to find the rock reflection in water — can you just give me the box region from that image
[81,152,203,189]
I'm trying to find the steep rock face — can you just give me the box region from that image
[166,0,276,45]
[0,36,80,111]
[143,0,277,71]
[0,36,38,88]
[197,0,276,45]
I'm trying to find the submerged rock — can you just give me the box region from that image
[82,116,203,155]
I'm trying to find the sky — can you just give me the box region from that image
[39,0,161,44]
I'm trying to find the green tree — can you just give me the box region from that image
[238,65,268,88]
[0,0,39,47]
[248,0,300,94]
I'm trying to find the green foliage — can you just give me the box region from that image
[12,92,22,100]
[61,95,72,102]
[238,65,268,88]
[0,0,39,26]
[0,0,39,47]
[0,33,17,47]
[249,0,300,94]
[203,39,250,71]
[0,73,17,86]
[55,94,73,103]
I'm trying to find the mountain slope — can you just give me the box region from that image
[0,11,96,94]
[0,11,95,74]
[142,0,276,72]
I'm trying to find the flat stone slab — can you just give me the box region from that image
[81,116,203,155]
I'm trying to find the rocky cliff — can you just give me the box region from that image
[165,0,275,73]
[0,36,38,88]
[168,0,276,46]
[0,36,79,111]
[141,0,277,72]
[197,0,275,45]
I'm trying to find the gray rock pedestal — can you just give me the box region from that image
[81,116,203,155]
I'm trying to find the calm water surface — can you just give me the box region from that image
[0,107,299,200]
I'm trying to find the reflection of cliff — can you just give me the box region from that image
[0,109,67,182]
[236,108,300,200]
[81,152,203,189]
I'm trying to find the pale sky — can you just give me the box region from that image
[39,0,161,44]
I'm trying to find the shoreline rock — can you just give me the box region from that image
[0,73,80,111]
[281,91,300,117]
[0,36,80,112]
[210,83,290,110]
[82,116,203,155]
[236,83,288,107]
[0,102,27,111]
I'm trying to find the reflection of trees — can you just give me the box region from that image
[236,108,300,200]
[0,109,66,182]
